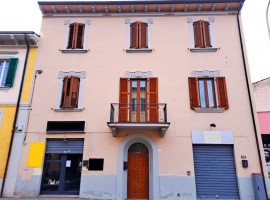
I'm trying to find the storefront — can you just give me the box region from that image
[40,139,84,195]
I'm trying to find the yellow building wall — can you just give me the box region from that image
[21,48,37,103]
[0,106,16,178]
[0,48,37,179]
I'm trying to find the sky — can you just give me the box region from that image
[0,0,269,83]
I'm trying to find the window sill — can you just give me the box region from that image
[126,48,153,53]
[189,47,219,52]
[60,49,89,53]
[0,87,11,91]
[194,108,225,113]
[54,108,84,112]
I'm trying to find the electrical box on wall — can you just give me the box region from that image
[242,160,248,168]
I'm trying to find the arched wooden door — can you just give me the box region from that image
[127,143,149,199]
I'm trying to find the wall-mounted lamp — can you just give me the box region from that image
[210,123,216,130]
[210,123,216,127]
[35,70,43,74]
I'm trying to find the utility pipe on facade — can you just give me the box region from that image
[237,5,268,199]
[0,34,30,197]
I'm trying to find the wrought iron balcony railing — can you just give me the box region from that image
[109,103,167,123]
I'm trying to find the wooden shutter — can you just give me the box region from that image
[147,78,158,122]
[216,77,229,109]
[4,58,18,87]
[76,23,85,49]
[119,78,129,122]
[193,20,204,48]
[130,22,139,48]
[60,77,69,108]
[188,77,200,109]
[67,23,75,49]
[202,21,211,47]
[70,76,80,108]
[139,22,148,48]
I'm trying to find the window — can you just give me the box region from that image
[130,21,148,49]
[119,77,158,122]
[55,71,86,111]
[61,20,90,53]
[67,23,85,49]
[187,17,218,52]
[0,58,18,87]
[60,76,80,109]
[188,77,229,112]
[193,20,211,48]
[125,19,153,52]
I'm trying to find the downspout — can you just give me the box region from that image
[237,5,268,198]
[0,34,30,197]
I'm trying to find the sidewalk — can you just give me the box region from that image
[0,197,86,200]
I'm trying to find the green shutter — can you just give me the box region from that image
[4,58,18,87]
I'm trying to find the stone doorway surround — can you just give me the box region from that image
[116,133,159,200]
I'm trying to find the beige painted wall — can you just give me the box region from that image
[253,78,270,112]
[19,15,263,179]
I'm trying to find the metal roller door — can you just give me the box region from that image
[193,145,240,199]
[46,139,84,154]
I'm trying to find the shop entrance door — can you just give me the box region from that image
[40,154,82,195]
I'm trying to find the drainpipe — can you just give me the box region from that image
[237,6,268,199]
[0,34,30,197]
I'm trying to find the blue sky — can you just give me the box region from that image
[0,0,269,83]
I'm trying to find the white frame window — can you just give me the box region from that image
[189,70,229,113]
[54,71,86,112]
[187,17,218,52]
[125,18,153,52]
[61,20,90,53]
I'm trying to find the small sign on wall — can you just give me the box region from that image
[66,160,71,167]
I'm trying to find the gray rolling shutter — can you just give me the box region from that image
[46,139,84,154]
[193,145,240,199]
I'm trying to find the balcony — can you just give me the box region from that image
[107,103,170,137]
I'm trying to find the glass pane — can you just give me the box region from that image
[41,161,61,192]
[0,62,3,86]
[207,80,215,108]
[199,80,206,108]
[131,81,137,122]
[1,61,9,86]
[140,81,146,122]
[64,154,82,193]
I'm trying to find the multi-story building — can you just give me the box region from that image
[253,78,270,176]
[6,0,268,199]
[0,32,39,196]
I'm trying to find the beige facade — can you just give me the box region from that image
[10,1,267,199]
